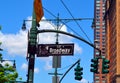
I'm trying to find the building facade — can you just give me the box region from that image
[93,0,106,83]
[105,0,120,83]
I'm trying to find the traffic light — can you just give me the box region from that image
[102,58,110,74]
[90,58,99,73]
[74,63,83,81]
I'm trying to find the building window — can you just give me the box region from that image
[102,22,105,25]
[96,31,100,34]
[95,52,99,55]
[96,1,100,3]
[102,31,105,35]
[96,16,100,19]
[102,0,106,3]
[96,7,100,9]
[102,4,105,7]
[95,80,100,83]
[102,76,105,78]
[96,4,100,6]
[96,19,100,22]
[102,25,105,28]
[102,80,106,83]
[102,7,105,10]
[96,26,100,28]
[95,76,99,79]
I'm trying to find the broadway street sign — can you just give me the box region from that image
[37,43,74,57]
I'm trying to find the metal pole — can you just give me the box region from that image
[54,14,60,83]
[59,59,80,83]
[27,7,37,83]
[37,29,102,57]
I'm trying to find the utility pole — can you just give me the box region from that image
[52,14,61,83]
[54,14,60,83]
[27,9,37,83]
[26,0,44,82]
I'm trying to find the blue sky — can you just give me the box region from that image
[0,0,94,83]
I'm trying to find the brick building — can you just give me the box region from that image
[93,0,106,83]
[105,0,120,83]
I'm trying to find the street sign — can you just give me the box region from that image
[34,0,44,23]
[37,43,74,57]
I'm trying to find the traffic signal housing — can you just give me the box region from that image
[90,58,99,73]
[74,64,83,81]
[102,58,110,74]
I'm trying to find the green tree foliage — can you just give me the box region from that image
[0,57,18,83]
[0,63,18,83]
[0,30,18,83]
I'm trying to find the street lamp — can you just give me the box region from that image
[22,20,26,31]
[0,59,16,69]
[21,20,34,31]
[0,50,16,69]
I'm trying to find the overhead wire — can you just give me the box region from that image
[43,7,57,18]
[60,0,92,43]
[60,21,84,39]
[57,63,74,72]
[43,6,84,38]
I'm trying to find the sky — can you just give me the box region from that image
[0,0,94,83]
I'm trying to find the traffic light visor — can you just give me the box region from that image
[103,59,110,64]
[91,58,98,62]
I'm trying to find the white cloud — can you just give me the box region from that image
[44,60,52,70]
[34,68,40,73]
[80,79,89,83]
[21,63,39,73]
[0,17,83,71]
[0,17,82,57]
[39,56,52,70]
[21,63,28,71]
[1,60,13,66]
[75,44,82,54]
[0,31,27,57]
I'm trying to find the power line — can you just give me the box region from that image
[43,6,83,38]
[43,6,57,18]
[60,0,92,43]
[60,21,84,39]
